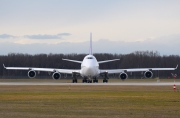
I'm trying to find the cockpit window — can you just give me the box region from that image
[87,57,93,59]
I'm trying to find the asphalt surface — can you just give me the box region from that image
[0,82,180,86]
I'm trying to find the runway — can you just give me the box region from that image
[0,82,180,86]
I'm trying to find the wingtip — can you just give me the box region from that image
[176,64,178,69]
[3,64,6,68]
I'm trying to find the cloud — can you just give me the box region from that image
[24,33,71,39]
[0,33,71,40]
[58,33,71,36]
[0,34,180,55]
[0,34,15,39]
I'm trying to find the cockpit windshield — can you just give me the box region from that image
[87,57,93,59]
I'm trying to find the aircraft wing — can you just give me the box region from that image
[100,65,178,74]
[3,64,80,74]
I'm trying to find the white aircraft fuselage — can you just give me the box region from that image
[80,55,100,78]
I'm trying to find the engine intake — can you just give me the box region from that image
[28,70,36,78]
[119,72,128,80]
[144,71,153,78]
[52,72,61,80]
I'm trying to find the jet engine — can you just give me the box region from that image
[52,72,61,80]
[144,71,153,78]
[119,72,128,80]
[28,70,36,78]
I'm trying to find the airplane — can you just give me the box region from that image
[3,33,178,83]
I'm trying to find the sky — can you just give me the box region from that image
[0,0,180,55]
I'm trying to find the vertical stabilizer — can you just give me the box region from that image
[89,32,93,55]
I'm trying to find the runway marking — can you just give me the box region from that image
[0,82,180,86]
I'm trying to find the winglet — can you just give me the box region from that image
[175,64,178,69]
[3,64,6,69]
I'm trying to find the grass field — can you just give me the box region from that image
[0,83,180,118]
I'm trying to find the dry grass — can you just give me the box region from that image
[0,85,180,118]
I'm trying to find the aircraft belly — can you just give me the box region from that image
[80,67,99,77]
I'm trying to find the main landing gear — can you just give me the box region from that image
[82,78,88,83]
[82,77,98,83]
[72,79,77,83]
[72,72,78,83]
[103,79,108,83]
[102,72,109,83]
[93,78,98,83]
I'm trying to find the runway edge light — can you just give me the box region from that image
[173,84,176,92]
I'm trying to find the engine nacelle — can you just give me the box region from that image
[28,70,36,78]
[144,71,153,78]
[52,72,61,80]
[119,72,128,80]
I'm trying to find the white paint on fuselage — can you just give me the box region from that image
[80,55,100,78]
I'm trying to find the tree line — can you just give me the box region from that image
[0,51,179,79]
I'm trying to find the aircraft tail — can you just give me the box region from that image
[89,33,93,55]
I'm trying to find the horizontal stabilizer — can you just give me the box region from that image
[98,59,120,64]
[3,64,6,68]
[176,65,178,69]
[62,58,82,63]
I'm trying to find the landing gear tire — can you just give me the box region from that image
[82,79,87,83]
[93,79,98,83]
[88,80,92,83]
[103,79,108,83]
[73,79,77,83]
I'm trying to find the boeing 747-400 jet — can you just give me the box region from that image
[3,33,178,83]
